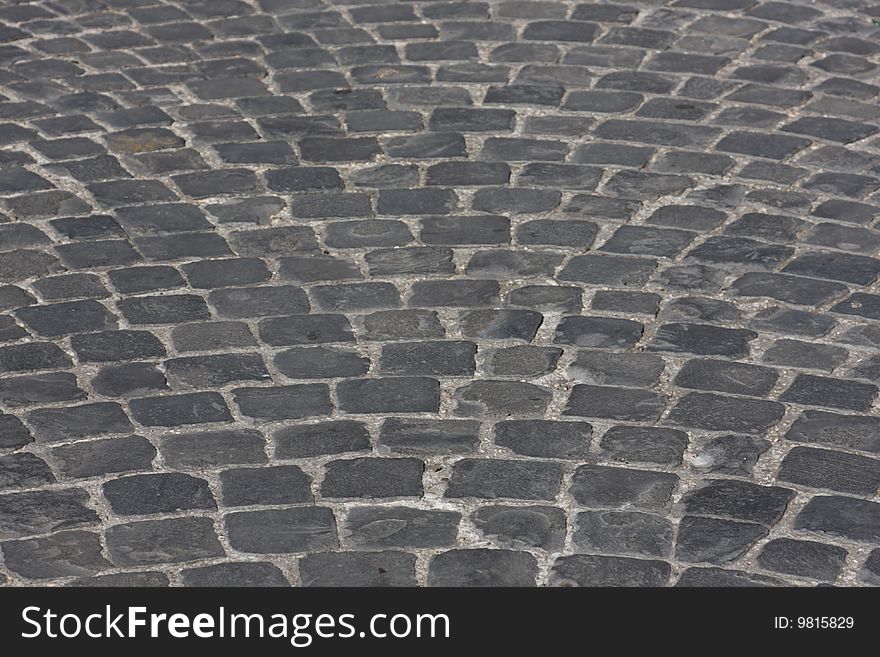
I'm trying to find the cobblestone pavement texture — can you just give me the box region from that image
[0,0,879,588]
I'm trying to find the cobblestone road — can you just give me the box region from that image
[0,0,879,587]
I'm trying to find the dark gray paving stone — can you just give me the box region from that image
[106,517,224,565]
[299,551,417,587]
[574,510,673,558]
[16,300,116,337]
[171,321,257,352]
[570,465,678,511]
[679,480,794,526]
[359,310,445,341]
[554,316,643,349]
[568,350,664,387]
[53,435,157,479]
[757,538,846,583]
[453,380,552,417]
[692,435,770,477]
[795,496,880,543]
[27,402,133,443]
[668,392,784,433]
[321,457,424,499]
[471,505,565,551]
[780,374,877,412]
[649,323,756,358]
[0,489,99,540]
[225,507,337,554]
[428,549,537,587]
[676,567,782,587]
[550,555,670,587]
[0,453,55,491]
[486,345,562,378]
[599,426,689,466]
[565,385,666,422]
[675,359,778,397]
[259,314,354,346]
[778,447,880,496]
[93,363,169,397]
[762,339,847,372]
[130,392,232,427]
[0,372,85,407]
[446,458,562,500]
[220,465,312,506]
[344,506,460,549]
[558,254,657,286]
[378,418,479,456]
[460,309,543,342]
[233,385,332,420]
[275,346,369,379]
[675,515,768,565]
[338,377,439,414]
[181,562,290,587]
[103,473,216,515]
[494,420,592,460]
[380,341,476,376]
[275,421,370,459]
[785,411,880,453]
[2,531,110,579]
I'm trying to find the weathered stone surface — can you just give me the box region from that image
[570,465,678,511]
[225,508,337,554]
[471,505,565,551]
[299,551,418,587]
[0,489,99,540]
[427,549,537,587]
[550,555,671,587]
[2,0,877,588]
[344,507,460,549]
[106,517,224,565]
[2,531,110,579]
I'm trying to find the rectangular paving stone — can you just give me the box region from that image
[1,530,110,579]
[674,359,778,397]
[52,435,157,479]
[785,410,880,453]
[322,457,424,499]
[494,420,592,460]
[0,372,85,408]
[337,377,440,414]
[344,506,460,549]
[220,465,312,507]
[27,402,133,443]
[0,489,99,540]
[675,515,767,565]
[225,507,337,554]
[233,385,332,420]
[0,343,72,373]
[679,480,794,526]
[795,496,880,543]
[648,323,756,358]
[667,392,785,433]
[779,447,880,496]
[378,418,479,455]
[570,465,679,511]
[445,458,563,500]
[106,517,224,565]
[129,392,232,427]
[780,374,877,412]
[565,385,666,422]
[550,554,670,587]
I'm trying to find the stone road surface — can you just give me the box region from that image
[0,0,879,587]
